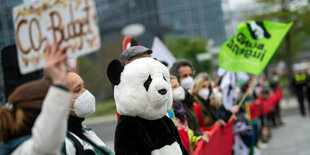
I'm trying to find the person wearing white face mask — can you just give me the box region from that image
[170,60,195,92]
[170,76,209,152]
[170,76,190,152]
[191,73,233,130]
[170,60,205,138]
[64,72,114,155]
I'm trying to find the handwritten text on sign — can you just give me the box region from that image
[13,0,100,74]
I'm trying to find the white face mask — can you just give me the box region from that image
[198,88,210,100]
[235,87,241,94]
[272,75,279,81]
[212,88,222,100]
[181,77,194,91]
[173,86,185,102]
[72,90,96,118]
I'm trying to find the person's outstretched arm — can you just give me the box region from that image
[13,42,71,154]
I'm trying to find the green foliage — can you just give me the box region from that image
[249,0,310,64]
[278,74,290,89]
[165,36,212,74]
[78,55,101,96]
[78,34,123,100]
[87,100,116,118]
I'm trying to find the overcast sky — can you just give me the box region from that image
[227,0,258,11]
[228,0,309,11]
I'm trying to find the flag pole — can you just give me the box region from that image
[238,75,258,107]
[229,75,258,122]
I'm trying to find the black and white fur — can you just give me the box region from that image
[246,21,271,40]
[107,58,188,155]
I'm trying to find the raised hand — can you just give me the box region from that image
[44,42,68,86]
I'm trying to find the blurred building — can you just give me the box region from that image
[223,0,262,38]
[95,0,163,47]
[95,0,227,46]
[0,0,23,104]
[0,0,22,50]
[0,0,228,47]
[157,0,227,46]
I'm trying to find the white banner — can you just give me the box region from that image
[151,36,176,69]
[13,0,101,74]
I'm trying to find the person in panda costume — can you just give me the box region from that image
[107,52,189,155]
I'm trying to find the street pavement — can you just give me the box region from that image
[84,115,117,150]
[84,97,310,154]
[261,97,310,155]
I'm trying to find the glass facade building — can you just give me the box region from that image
[0,0,22,50]
[1,0,227,49]
[95,0,159,30]
[94,0,161,47]
[95,0,227,46]
[157,0,227,46]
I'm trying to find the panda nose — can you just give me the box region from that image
[158,89,167,95]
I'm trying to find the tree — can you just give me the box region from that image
[78,34,123,100]
[165,36,212,74]
[249,0,310,79]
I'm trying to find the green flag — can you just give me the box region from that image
[219,21,293,75]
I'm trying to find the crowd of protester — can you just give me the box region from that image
[0,36,294,155]
[166,58,285,154]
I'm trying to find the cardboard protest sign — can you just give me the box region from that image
[219,21,292,75]
[13,0,100,74]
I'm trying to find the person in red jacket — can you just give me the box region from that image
[270,82,283,125]
[258,88,276,127]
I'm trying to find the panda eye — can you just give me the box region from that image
[144,75,152,91]
[163,74,167,81]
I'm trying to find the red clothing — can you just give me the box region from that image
[257,97,274,115]
[249,101,262,120]
[193,102,215,132]
[193,102,204,127]
[275,87,282,105]
[269,87,283,107]
[116,109,120,119]
[269,92,278,107]
[175,120,191,153]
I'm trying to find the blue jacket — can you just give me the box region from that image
[0,135,31,155]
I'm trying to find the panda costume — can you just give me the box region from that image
[107,56,189,155]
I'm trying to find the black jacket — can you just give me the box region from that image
[115,115,189,155]
[182,93,203,136]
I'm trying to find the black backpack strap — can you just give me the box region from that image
[67,133,85,155]
[79,134,109,155]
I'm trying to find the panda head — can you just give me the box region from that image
[107,57,172,120]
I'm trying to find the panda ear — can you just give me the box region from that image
[107,59,124,85]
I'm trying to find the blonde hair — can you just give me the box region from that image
[191,72,212,98]
[170,75,177,80]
